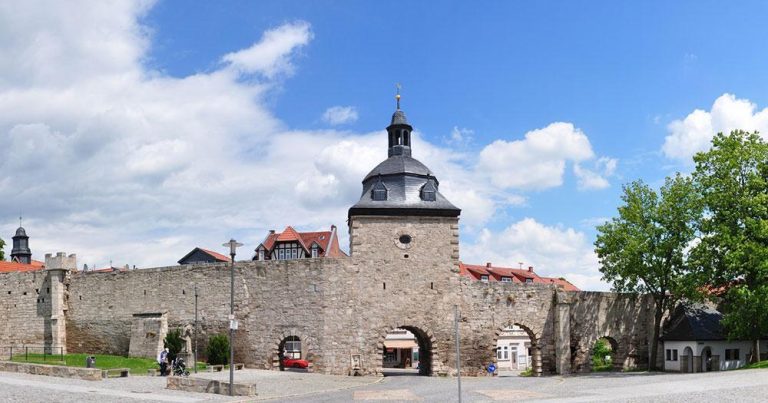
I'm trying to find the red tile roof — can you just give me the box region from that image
[459,262,580,291]
[541,277,580,291]
[199,249,231,262]
[256,225,346,258]
[0,260,45,273]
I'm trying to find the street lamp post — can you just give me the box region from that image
[222,239,243,396]
[194,285,198,374]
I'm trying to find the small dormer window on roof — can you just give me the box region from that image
[420,177,437,201]
[311,244,319,258]
[371,177,387,201]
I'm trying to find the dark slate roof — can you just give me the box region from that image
[14,227,27,237]
[391,110,409,125]
[349,174,460,217]
[363,155,433,181]
[661,303,725,341]
[349,107,460,218]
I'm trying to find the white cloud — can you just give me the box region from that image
[477,122,601,190]
[221,21,312,78]
[0,2,612,280]
[322,106,358,125]
[574,156,617,190]
[663,93,768,162]
[446,126,474,147]
[462,218,608,291]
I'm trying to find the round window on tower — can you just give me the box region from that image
[394,232,414,250]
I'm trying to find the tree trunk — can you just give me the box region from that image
[753,339,761,364]
[650,299,664,371]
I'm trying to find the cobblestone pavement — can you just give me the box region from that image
[1,368,766,402]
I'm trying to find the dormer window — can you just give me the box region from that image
[258,248,264,261]
[481,275,489,282]
[420,178,437,201]
[372,178,387,201]
[525,278,533,284]
[501,277,512,283]
[311,244,318,258]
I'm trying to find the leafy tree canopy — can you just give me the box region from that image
[691,130,768,360]
[595,174,701,370]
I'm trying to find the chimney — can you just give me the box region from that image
[486,262,492,268]
[528,266,534,273]
[331,225,337,231]
[269,229,275,234]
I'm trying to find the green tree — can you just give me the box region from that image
[205,334,230,365]
[0,237,5,261]
[164,328,184,362]
[591,338,613,371]
[595,175,701,370]
[691,130,768,362]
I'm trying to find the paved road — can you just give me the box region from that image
[0,368,766,402]
[287,369,768,402]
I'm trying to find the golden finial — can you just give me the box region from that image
[395,83,401,110]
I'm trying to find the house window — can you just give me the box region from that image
[258,249,264,260]
[725,349,740,361]
[525,278,533,284]
[311,246,318,258]
[276,242,302,260]
[665,349,679,361]
[501,277,512,283]
[480,275,489,282]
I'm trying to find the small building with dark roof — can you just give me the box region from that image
[178,247,231,265]
[661,303,768,372]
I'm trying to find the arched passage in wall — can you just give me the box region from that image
[701,346,713,372]
[271,331,315,371]
[589,336,620,372]
[377,325,436,376]
[682,346,694,373]
[492,323,542,376]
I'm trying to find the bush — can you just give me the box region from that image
[206,334,230,365]
[591,338,613,371]
[164,328,184,362]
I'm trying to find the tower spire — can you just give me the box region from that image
[395,83,401,110]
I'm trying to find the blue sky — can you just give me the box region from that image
[2,1,768,290]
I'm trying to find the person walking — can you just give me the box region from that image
[157,348,169,376]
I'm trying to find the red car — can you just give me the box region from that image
[282,357,309,369]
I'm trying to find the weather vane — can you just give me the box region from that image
[395,83,401,110]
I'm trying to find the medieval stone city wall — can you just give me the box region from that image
[0,270,52,350]
[0,215,656,377]
[568,291,654,372]
[64,259,336,368]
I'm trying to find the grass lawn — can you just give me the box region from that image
[10,353,205,375]
[745,360,768,369]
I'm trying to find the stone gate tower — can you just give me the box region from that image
[346,96,463,375]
